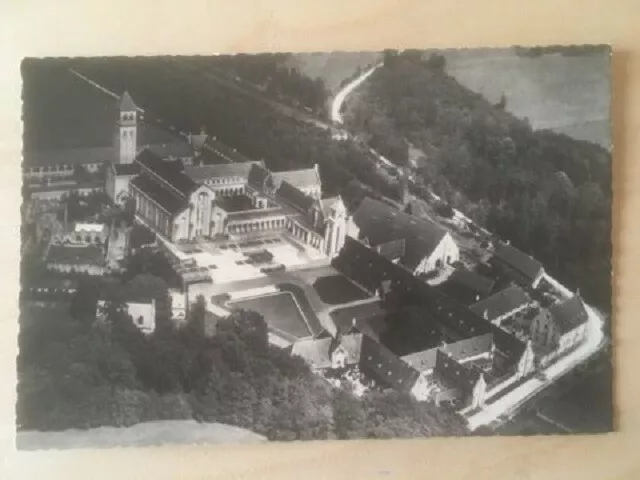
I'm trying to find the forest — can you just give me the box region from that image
[344,51,612,312]
[17,275,465,440]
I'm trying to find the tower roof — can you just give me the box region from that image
[119,91,137,111]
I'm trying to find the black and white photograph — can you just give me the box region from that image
[17,46,612,449]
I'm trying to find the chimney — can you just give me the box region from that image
[314,163,319,173]
[483,309,489,320]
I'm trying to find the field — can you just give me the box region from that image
[22,59,117,151]
[440,47,610,148]
[313,274,370,305]
[229,292,311,339]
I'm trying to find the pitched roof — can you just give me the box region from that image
[493,242,544,281]
[276,181,316,213]
[401,347,438,372]
[247,164,273,191]
[23,146,115,167]
[375,239,406,262]
[320,197,340,217]
[401,333,493,373]
[359,334,420,392]
[353,197,449,271]
[332,236,419,297]
[491,325,528,362]
[47,244,105,267]
[113,163,140,176]
[469,285,531,322]
[138,123,183,147]
[145,142,194,160]
[434,349,483,394]
[443,333,494,361]
[272,167,321,191]
[119,91,137,111]
[446,268,496,296]
[129,174,187,215]
[204,137,253,164]
[290,337,333,369]
[136,149,198,198]
[184,162,260,182]
[333,332,364,365]
[549,295,589,335]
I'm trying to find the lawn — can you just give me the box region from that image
[229,292,311,339]
[313,275,370,305]
[276,283,323,335]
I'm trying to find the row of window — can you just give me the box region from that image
[28,163,99,174]
[206,178,244,185]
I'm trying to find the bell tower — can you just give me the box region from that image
[323,197,347,257]
[117,91,138,164]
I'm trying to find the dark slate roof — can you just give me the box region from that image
[276,181,316,213]
[113,163,140,176]
[549,295,589,335]
[402,333,493,373]
[359,333,420,393]
[136,149,198,198]
[429,288,493,339]
[493,242,544,281]
[47,244,105,267]
[401,347,438,372]
[447,268,496,296]
[145,142,194,160]
[23,146,115,167]
[444,333,494,361]
[491,325,528,362]
[375,238,406,262]
[138,123,184,147]
[353,197,449,271]
[469,285,531,322]
[247,164,273,191]
[272,167,321,191]
[184,162,261,182]
[130,174,187,215]
[434,349,483,394]
[204,137,253,164]
[332,236,420,298]
[119,91,137,111]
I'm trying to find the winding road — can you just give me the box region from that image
[330,63,382,125]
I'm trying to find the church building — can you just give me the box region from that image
[105,92,355,258]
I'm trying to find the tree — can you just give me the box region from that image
[333,390,366,439]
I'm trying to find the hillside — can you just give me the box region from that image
[286,51,382,94]
[343,51,611,311]
[17,420,266,450]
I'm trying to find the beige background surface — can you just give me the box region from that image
[0,1,638,478]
